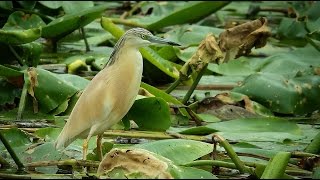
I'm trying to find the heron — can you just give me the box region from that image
[54,28,180,160]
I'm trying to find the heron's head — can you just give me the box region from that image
[123,28,180,47]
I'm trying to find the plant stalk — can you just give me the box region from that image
[182,64,208,104]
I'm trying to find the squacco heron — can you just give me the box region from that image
[55,28,180,160]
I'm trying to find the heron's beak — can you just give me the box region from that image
[149,36,181,46]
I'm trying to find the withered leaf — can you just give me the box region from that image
[218,17,271,61]
[97,148,173,179]
[180,34,223,79]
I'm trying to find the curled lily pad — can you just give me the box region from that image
[0,11,45,45]
[42,4,108,40]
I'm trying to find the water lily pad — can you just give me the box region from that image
[126,97,171,132]
[135,139,212,165]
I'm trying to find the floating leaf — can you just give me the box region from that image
[26,68,78,113]
[42,4,108,39]
[62,1,94,14]
[126,97,171,132]
[135,139,212,165]
[0,65,23,77]
[140,82,188,116]
[207,117,301,134]
[165,25,224,47]
[0,11,44,45]
[145,1,229,30]
[233,73,320,115]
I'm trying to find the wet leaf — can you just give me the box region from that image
[0,78,21,107]
[172,166,217,179]
[144,2,229,30]
[140,82,188,116]
[38,1,62,9]
[126,97,171,132]
[174,117,301,136]
[0,65,23,77]
[208,117,301,134]
[0,128,31,149]
[3,11,45,30]
[42,4,108,39]
[233,73,320,115]
[13,42,43,67]
[62,1,94,14]
[0,11,45,45]
[165,25,224,47]
[26,68,78,113]
[135,139,212,165]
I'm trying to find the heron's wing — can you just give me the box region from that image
[55,67,114,149]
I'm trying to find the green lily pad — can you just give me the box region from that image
[135,139,212,165]
[126,97,171,132]
[0,77,21,106]
[0,11,44,45]
[140,82,188,116]
[142,1,229,30]
[42,4,108,39]
[165,25,224,47]
[0,65,23,77]
[28,68,79,113]
[233,73,320,115]
[62,1,94,14]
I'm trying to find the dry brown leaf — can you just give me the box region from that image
[180,34,223,79]
[27,67,39,113]
[218,17,271,61]
[97,148,173,179]
[197,92,258,120]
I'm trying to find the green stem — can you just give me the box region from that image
[8,45,24,66]
[0,131,24,169]
[80,27,90,52]
[17,74,29,121]
[184,107,203,126]
[213,134,249,174]
[185,160,305,178]
[165,78,181,94]
[183,160,254,172]
[182,64,208,104]
[261,151,291,179]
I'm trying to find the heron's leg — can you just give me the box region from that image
[83,138,89,160]
[96,134,103,161]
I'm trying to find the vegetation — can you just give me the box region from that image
[0,1,319,179]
